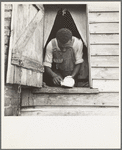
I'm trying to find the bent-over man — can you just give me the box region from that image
[44,28,84,86]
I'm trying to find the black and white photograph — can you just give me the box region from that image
[2,1,121,149]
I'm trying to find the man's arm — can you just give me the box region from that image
[45,66,63,85]
[44,41,63,85]
[71,38,84,78]
[71,63,81,78]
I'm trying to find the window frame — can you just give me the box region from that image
[32,4,98,94]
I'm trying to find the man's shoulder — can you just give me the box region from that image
[73,36,83,48]
[73,36,82,43]
[47,38,56,46]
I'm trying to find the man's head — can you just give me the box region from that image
[56,28,72,44]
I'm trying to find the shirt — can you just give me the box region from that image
[43,36,84,68]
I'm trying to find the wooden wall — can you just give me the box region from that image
[4,4,19,116]
[6,4,44,87]
[4,3,120,116]
[88,3,119,92]
[20,3,120,116]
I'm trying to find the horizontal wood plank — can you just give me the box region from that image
[91,56,119,67]
[90,34,119,44]
[93,80,119,92]
[32,87,99,94]
[90,45,119,55]
[89,13,119,23]
[88,3,120,12]
[11,55,44,73]
[91,68,119,79]
[89,23,119,33]
[31,93,119,107]
[20,106,119,116]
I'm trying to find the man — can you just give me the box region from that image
[44,28,84,86]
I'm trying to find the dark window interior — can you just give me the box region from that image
[43,5,89,87]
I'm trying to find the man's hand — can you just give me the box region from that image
[53,75,63,85]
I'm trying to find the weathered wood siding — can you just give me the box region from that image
[21,88,119,107]
[21,106,119,116]
[4,3,120,116]
[20,3,120,116]
[6,4,44,87]
[4,4,19,116]
[88,3,120,92]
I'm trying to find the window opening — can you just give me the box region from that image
[43,6,89,87]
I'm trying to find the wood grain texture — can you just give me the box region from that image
[91,68,119,79]
[89,13,119,23]
[88,3,119,12]
[21,88,34,106]
[36,72,42,87]
[89,23,119,33]
[86,5,92,87]
[14,66,20,83]
[20,106,119,116]
[31,93,119,107]
[11,55,44,72]
[91,56,119,67]
[7,4,44,87]
[93,80,119,92]
[90,45,119,56]
[21,68,27,85]
[6,6,15,84]
[13,9,44,52]
[32,71,37,87]
[26,70,33,86]
[32,87,99,94]
[90,34,119,44]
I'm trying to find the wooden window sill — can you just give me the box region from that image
[32,87,99,94]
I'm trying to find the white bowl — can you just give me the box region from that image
[61,76,75,87]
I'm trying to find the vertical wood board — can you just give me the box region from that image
[7,4,44,87]
[6,5,16,84]
[86,5,92,87]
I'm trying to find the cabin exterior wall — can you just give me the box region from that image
[88,3,119,92]
[4,4,19,116]
[4,3,120,116]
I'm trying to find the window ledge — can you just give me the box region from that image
[32,87,99,94]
